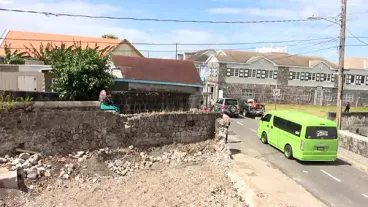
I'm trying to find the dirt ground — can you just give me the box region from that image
[0,140,248,207]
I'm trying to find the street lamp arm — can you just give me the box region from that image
[307,16,341,25]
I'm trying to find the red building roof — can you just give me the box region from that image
[112,55,203,86]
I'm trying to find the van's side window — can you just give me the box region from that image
[262,114,272,122]
[273,116,302,137]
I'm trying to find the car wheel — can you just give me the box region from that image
[284,144,293,159]
[261,132,268,144]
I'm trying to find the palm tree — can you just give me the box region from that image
[3,43,29,64]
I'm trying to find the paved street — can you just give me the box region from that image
[228,116,368,207]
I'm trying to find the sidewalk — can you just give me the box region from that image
[338,147,368,174]
[226,135,326,207]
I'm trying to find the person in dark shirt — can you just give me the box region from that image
[344,102,351,112]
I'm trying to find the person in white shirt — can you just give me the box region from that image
[222,111,231,143]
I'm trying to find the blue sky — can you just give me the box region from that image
[1,0,368,61]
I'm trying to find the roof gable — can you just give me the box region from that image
[112,55,202,86]
[0,30,143,57]
[245,56,277,66]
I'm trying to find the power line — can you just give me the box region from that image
[4,41,334,53]
[0,37,338,46]
[345,28,368,45]
[0,8,326,24]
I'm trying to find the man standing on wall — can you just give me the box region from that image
[222,111,231,144]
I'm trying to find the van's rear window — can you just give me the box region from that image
[305,126,338,139]
[225,99,238,105]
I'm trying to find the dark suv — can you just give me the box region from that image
[212,98,240,117]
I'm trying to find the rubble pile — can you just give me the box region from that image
[105,145,210,176]
[0,153,51,180]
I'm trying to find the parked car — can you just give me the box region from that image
[212,98,240,117]
[239,98,265,117]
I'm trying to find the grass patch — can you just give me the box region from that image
[265,104,368,118]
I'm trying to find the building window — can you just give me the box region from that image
[261,70,266,79]
[305,72,310,81]
[289,72,295,80]
[273,70,278,79]
[244,69,249,78]
[226,68,231,77]
[356,75,362,85]
[234,69,239,77]
[345,74,354,84]
[300,72,305,81]
[343,93,354,102]
[256,69,261,79]
[320,73,325,81]
[239,69,244,78]
[326,74,332,82]
[362,76,366,84]
[242,89,255,98]
[311,73,316,81]
[265,70,273,79]
[324,92,333,101]
[296,72,300,80]
[251,69,257,78]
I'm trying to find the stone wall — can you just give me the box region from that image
[339,130,368,158]
[1,90,201,113]
[327,112,368,137]
[0,108,220,156]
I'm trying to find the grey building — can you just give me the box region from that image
[198,49,368,106]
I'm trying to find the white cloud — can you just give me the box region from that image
[0,0,152,43]
[0,0,12,5]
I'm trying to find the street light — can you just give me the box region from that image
[307,10,347,130]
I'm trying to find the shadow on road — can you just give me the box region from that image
[296,158,351,167]
[227,141,242,144]
[229,148,242,156]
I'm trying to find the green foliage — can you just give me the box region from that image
[0,95,34,112]
[24,43,54,65]
[48,42,114,100]
[4,43,29,64]
[101,34,118,39]
[24,41,114,100]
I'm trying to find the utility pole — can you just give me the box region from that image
[336,0,347,130]
[175,43,178,60]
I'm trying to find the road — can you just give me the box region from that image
[228,116,368,207]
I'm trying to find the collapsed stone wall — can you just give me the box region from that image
[339,130,368,158]
[0,109,220,156]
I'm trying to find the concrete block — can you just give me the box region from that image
[0,168,18,189]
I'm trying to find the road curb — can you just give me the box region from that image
[338,154,368,174]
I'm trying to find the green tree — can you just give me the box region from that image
[24,43,54,65]
[49,42,114,100]
[3,43,29,64]
[101,34,118,39]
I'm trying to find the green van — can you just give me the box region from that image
[257,110,339,161]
